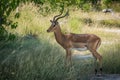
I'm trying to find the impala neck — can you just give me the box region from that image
[54,26,64,45]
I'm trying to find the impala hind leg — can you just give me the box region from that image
[93,57,97,75]
[90,49,102,75]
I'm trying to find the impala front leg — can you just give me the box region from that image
[65,49,72,66]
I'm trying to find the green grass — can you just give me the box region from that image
[0,38,77,80]
[100,42,120,74]
[1,2,120,80]
[99,19,120,28]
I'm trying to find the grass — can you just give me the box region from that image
[0,38,77,80]
[1,2,120,80]
[100,19,120,28]
[100,42,120,74]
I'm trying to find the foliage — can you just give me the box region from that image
[0,0,20,40]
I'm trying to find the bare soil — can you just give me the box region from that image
[90,74,120,80]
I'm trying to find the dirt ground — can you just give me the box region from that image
[90,74,120,80]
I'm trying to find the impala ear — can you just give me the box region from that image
[50,20,52,22]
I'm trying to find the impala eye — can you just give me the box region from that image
[53,23,56,27]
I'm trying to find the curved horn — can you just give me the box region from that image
[53,11,63,21]
[55,10,69,21]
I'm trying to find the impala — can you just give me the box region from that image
[47,10,102,75]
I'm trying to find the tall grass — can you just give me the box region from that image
[0,38,78,80]
[100,42,120,74]
[1,2,120,80]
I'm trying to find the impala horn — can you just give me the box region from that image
[53,10,64,21]
[55,10,69,21]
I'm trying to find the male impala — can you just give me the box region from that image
[47,10,102,75]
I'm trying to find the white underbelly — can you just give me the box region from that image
[70,47,88,51]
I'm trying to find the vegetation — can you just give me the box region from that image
[0,0,120,80]
[0,0,120,40]
[100,19,120,28]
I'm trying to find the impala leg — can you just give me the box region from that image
[93,57,97,75]
[88,39,102,75]
[90,51,98,75]
[90,49,102,75]
[95,51,102,74]
[65,49,72,66]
